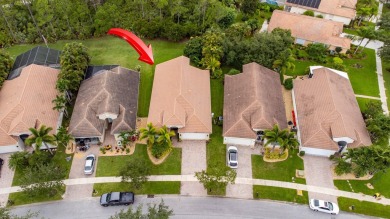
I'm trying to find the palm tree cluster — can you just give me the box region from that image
[263,125,299,155]
[25,125,57,155]
[139,123,175,158]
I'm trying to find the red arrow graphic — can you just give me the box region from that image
[107,28,154,65]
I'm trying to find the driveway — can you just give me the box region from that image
[226,145,259,199]
[0,153,15,207]
[304,155,337,203]
[178,140,207,196]
[63,146,99,200]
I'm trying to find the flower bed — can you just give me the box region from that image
[263,147,288,162]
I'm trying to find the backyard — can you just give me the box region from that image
[252,150,306,184]
[96,144,182,177]
[5,37,185,117]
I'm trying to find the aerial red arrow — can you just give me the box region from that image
[107,28,154,65]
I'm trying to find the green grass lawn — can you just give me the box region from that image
[382,3,390,14]
[96,144,181,177]
[286,59,317,76]
[93,181,180,197]
[338,197,390,219]
[334,169,390,198]
[343,21,376,36]
[356,97,382,112]
[8,186,65,207]
[252,150,306,184]
[253,185,308,204]
[382,58,390,110]
[5,37,185,117]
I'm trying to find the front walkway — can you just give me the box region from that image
[0,153,14,207]
[304,156,338,203]
[63,146,100,200]
[177,140,207,196]
[3,175,390,205]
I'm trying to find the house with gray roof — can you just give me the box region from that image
[68,66,140,144]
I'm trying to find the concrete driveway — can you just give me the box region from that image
[304,155,338,203]
[178,140,207,196]
[63,146,99,200]
[226,145,259,199]
[0,153,15,207]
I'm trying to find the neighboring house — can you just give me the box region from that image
[268,10,351,53]
[8,46,61,80]
[223,63,287,147]
[68,66,140,144]
[0,64,61,154]
[292,66,372,157]
[285,0,357,25]
[147,56,212,140]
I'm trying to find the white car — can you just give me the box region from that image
[227,146,238,168]
[309,199,339,215]
[84,154,96,175]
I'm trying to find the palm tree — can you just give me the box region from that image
[25,125,56,155]
[139,123,157,146]
[157,126,175,148]
[354,26,376,54]
[53,126,74,149]
[279,132,299,155]
[273,49,295,84]
[264,125,288,151]
[52,94,68,117]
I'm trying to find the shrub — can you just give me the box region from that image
[306,43,328,63]
[331,57,346,71]
[296,50,308,59]
[184,36,203,66]
[8,151,30,170]
[334,159,352,175]
[316,14,323,18]
[303,10,315,17]
[227,68,241,75]
[151,143,170,158]
[284,78,293,90]
[299,151,305,156]
[28,151,52,167]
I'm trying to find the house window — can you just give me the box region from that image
[285,6,292,12]
[295,38,305,45]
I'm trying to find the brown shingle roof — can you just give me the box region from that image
[68,67,139,137]
[293,67,372,150]
[0,64,60,146]
[268,10,351,49]
[223,63,287,139]
[286,0,357,19]
[147,56,212,134]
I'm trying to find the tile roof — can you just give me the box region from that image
[68,67,140,137]
[293,67,372,151]
[0,64,60,146]
[286,0,357,19]
[147,56,212,134]
[268,10,351,49]
[223,63,287,139]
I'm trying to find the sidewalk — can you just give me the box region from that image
[1,175,390,205]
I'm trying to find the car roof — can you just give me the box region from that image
[85,159,93,167]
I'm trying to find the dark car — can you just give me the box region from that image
[100,192,134,207]
[0,158,4,177]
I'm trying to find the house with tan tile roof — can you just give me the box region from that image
[68,66,139,144]
[292,66,372,157]
[223,63,287,147]
[0,64,62,154]
[147,56,212,140]
[285,0,357,25]
[268,10,351,53]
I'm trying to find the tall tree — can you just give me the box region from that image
[0,50,13,89]
[157,126,175,148]
[263,125,288,151]
[25,125,56,155]
[272,49,295,84]
[279,132,299,154]
[119,157,150,190]
[139,123,158,146]
[195,166,237,194]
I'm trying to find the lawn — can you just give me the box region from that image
[334,169,390,198]
[8,186,65,207]
[356,97,382,112]
[343,21,376,36]
[252,150,306,184]
[286,48,379,97]
[338,197,390,219]
[382,58,390,110]
[206,78,227,196]
[93,181,181,197]
[5,37,185,117]
[96,144,181,177]
[253,185,309,205]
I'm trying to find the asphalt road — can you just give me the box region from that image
[11,195,370,219]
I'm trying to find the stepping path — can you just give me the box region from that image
[2,175,390,205]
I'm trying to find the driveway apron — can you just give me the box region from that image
[179,140,207,196]
[226,145,258,199]
[63,146,99,200]
[0,154,15,207]
[304,155,338,203]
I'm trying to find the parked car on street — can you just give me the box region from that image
[309,199,339,215]
[100,192,135,207]
[84,154,95,175]
[227,146,238,168]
